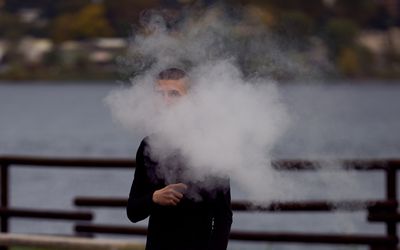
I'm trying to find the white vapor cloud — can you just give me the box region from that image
[104,5,320,200]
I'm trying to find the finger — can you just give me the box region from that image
[169,199,178,206]
[170,183,188,191]
[170,189,184,198]
[169,183,187,189]
[169,194,181,202]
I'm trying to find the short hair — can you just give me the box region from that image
[157,68,186,80]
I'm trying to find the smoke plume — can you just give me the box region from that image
[104,5,319,200]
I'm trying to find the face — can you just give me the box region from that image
[155,78,188,105]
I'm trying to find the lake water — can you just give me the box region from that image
[0,81,399,250]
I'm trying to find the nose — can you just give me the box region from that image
[163,94,173,105]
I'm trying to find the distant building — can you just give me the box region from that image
[89,38,127,65]
[59,38,127,67]
[359,27,400,54]
[0,40,9,64]
[18,8,41,23]
[323,0,336,8]
[92,38,127,50]
[59,40,87,66]
[18,37,53,64]
[389,27,400,52]
[359,30,387,55]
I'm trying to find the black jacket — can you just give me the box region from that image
[127,137,232,250]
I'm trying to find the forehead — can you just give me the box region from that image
[156,79,187,90]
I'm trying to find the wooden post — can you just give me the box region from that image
[0,163,9,250]
[386,167,398,250]
[373,167,399,250]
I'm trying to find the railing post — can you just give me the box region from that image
[386,167,397,250]
[1,164,9,232]
[370,167,398,250]
[0,163,9,250]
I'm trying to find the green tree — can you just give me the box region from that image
[273,10,314,50]
[336,47,361,77]
[53,0,91,15]
[104,0,159,37]
[51,3,114,42]
[233,0,325,19]
[333,0,377,26]
[0,11,26,39]
[324,18,359,58]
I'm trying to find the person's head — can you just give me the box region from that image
[155,68,188,105]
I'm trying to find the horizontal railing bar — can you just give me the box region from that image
[0,233,144,250]
[75,197,127,207]
[272,159,400,170]
[232,200,397,212]
[0,207,93,220]
[74,196,397,212]
[368,213,400,222]
[1,155,400,170]
[76,224,148,236]
[0,155,135,168]
[229,231,397,244]
[74,224,397,245]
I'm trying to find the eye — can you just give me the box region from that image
[168,90,181,97]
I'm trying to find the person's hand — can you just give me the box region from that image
[152,183,188,206]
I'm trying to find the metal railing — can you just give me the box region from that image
[0,155,399,249]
